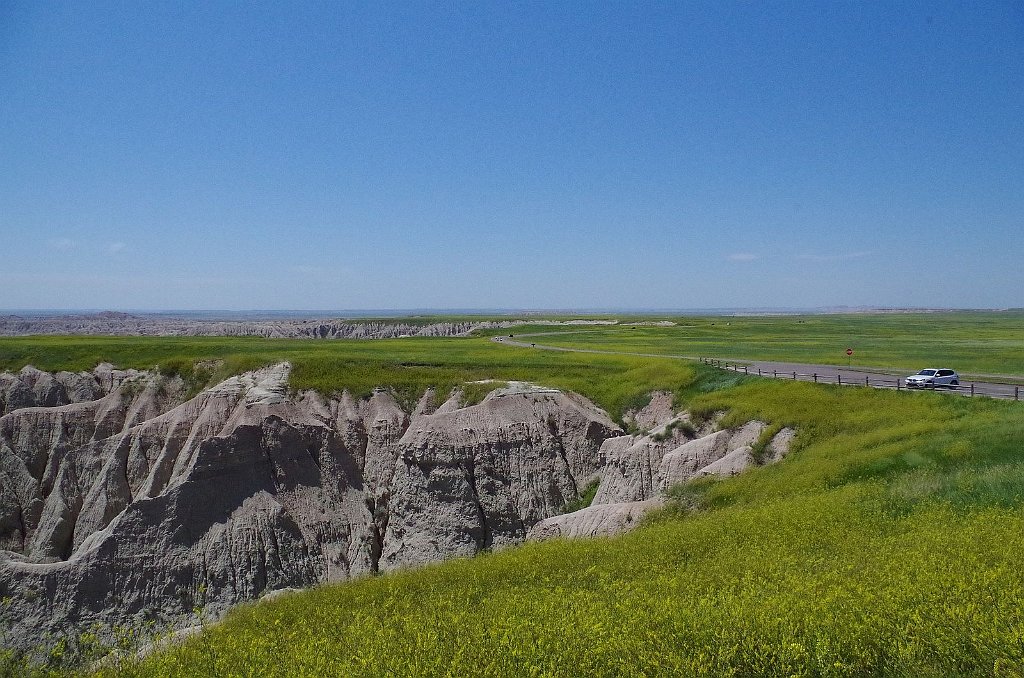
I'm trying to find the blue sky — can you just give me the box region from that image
[1,1,1022,311]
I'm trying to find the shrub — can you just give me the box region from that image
[561,479,601,514]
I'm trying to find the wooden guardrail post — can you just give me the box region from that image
[837,374,842,385]
[1016,386,1020,401]
[793,371,797,380]
[865,375,869,386]
[970,383,975,397]
[773,370,777,378]
[813,373,817,383]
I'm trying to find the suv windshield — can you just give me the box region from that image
[917,370,937,376]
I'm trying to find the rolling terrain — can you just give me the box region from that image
[1,313,1023,675]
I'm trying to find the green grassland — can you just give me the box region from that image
[4,311,1024,411]
[3,316,1024,675]
[0,334,733,422]
[494,312,1024,378]
[90,378,1024,677]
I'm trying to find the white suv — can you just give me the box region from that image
[905,368,959,389]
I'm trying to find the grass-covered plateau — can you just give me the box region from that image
[0,335,734,421]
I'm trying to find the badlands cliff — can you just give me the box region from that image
[0,312,629,339]
[0,364,791,649]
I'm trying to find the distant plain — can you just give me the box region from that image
[483,312,1024,378]
[3,312,1024,416]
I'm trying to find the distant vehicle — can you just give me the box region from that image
[906,368,959,389]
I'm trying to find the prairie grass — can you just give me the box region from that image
[513,311,1024,377]
[0,335,711,421]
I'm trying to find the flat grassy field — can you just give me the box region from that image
[0,335,742,421]
[88,378,1024,677]
[3,311,1024,411]
[492,312,1024,378]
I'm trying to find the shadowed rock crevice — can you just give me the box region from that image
[464,455,492,550]
[547,415,579,500]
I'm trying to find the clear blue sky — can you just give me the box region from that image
[1,1,1022,311]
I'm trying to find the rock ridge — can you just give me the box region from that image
[0,364,619,648]
[0,314,626,339]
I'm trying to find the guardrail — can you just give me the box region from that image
[699,358,1022,401]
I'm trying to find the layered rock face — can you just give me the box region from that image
[0,366,619,647]
[0,363,146,417]
[382,387,614,568]
[0,367,187,555]
[528,396,795,541]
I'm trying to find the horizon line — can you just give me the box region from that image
[1,306,1018,317]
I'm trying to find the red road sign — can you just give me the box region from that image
[846,348,854,356]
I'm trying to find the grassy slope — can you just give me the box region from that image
[507,312,1024,377]
[94,379,1024,677]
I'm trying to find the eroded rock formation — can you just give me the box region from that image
[0,365,619,647]
[0,313,623,339]
[0,370,793,651]
[528,395,795,542]
[0,363,147,418]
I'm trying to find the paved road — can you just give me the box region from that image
[491,335,1023,401]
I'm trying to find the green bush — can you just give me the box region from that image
[561,478,601,514]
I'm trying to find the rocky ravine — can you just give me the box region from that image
[0,367,792,649]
